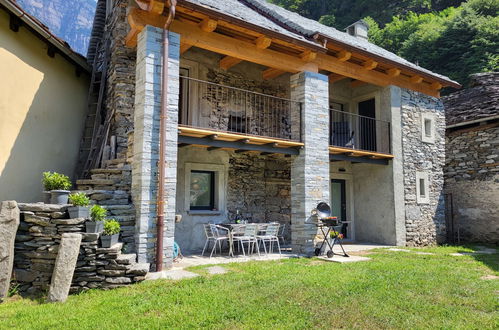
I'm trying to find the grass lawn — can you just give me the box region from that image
[0,246,497,329]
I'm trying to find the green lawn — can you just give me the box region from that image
[1,246,497,329]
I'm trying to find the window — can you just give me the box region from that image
[189,170,215,210]
[421,113,435,143]
[416,171,430,204]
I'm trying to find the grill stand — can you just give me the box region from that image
[314,225,349,258]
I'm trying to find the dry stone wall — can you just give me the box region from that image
[12,203,147,295]
[401,89,446,245]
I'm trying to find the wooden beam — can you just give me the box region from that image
[410,75,423,84]
[336,50,352,62]
[350,80,367,88]
[180,44,193,54]
[329,73,346,84]
[431,82,443,90]
[363,59,378,70]
[220,56,242,70]
[255,35,272,49]
[199,18,217,32]
[135,0,164,15]
[263,68,286,80]
[387,68,401,77]
[301,50,317,62]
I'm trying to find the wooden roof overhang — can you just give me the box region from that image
[178,125,304,156]
[126,0,460,97]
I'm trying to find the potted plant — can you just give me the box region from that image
[86,205,107,233]
[42,172,72,204]
[68,192,90,218]
[41,172,53,203]
[101,219,120,248]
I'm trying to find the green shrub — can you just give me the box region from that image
[42,171,71,191]
[68,192,90,207]
[103,219,120,236]
[90,205,107,222]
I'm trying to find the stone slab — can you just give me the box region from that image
[318,256,371,263]
[145,269,199,281]
[47,233,82,303]
[206,266,228,275]
[0,201,20,302]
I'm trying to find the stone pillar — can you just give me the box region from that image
[132,26,180,268]
[0,201,19,302]
[47,233,82,303]
[290,72,330,255]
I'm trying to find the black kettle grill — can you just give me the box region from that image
[312,202,349,258]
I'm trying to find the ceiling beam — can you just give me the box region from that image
[255,35,272,49]
[135,0,164,14]
[180,43,193,54]
[329,73,346,84]
[350,80,367,88]
[300,50,317,62]
[263,68,286,80]
[220,56,242,70]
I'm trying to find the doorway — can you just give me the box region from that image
[358,98,376,151]
[331,178,352,239]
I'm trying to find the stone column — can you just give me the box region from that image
[47,233,82,303]
[132,26,180,268]
[290,72,330,255]
[0,201,19,302]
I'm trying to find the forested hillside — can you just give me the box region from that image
[270,0,498,87]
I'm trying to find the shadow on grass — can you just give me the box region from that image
[455,244,498,273]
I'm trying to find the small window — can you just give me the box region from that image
[189,170,215,210]
[416,171,430,204]
[421,113,435,143]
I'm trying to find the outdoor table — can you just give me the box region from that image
[220,223,266,257]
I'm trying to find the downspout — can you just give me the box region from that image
[156,0,177,272]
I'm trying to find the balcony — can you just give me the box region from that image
[177,76,304,155]
[329,108,393,164]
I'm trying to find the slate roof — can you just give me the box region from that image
[183,0,460,87]
[443,72,499,126]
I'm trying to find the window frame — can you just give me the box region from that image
[189,170,215,211]
[421,113,435,143]
[415,171,430,204]
[184,163,226,215]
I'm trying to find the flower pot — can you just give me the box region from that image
[50,190,70,204]
[100,234,119,248]
[68,206,90,219]
[86,221,104,233]
[42,191,51,204]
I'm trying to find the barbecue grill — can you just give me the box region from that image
[312,202,349,258]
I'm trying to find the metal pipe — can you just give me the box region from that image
[156,0,177,272]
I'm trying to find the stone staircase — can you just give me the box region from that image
[75,159,136,253]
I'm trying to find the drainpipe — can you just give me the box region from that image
[156,0,177,272]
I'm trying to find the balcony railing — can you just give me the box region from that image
[178,76,302,141]
[330,108,391,154]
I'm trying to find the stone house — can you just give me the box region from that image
[75,0,461,269]
[0,0,90,202]
[443,72,498,244]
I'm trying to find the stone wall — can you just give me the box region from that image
[12,203,148,295]
[227,153,292,241]
[401,89,446,246]
[444,124,499,243]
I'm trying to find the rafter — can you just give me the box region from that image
[431,82,443,90]
[199,18,217,32]
[329,73,346,84]
[255,35,272,49]
[300,50,317,62]
[410,75,423,84]
[387,68,401,77]
[135,0,164,14]
[362,59,378,70]
[336,50,351,62]
[180,43,193,54]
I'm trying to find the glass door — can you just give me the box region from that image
[331,179,350,238]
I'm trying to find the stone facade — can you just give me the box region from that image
[443,72,499,243]
[400,89,446,246]
[12,203,148,295]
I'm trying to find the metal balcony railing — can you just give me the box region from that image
[178,76,302,141]
[330,108,391,154]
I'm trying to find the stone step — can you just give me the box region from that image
[90,168,125,175]
[116,253,136,265]
[126,263,150,276]
[96,242,123,254]
[76,179,117,186]
[103,158,126,166]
